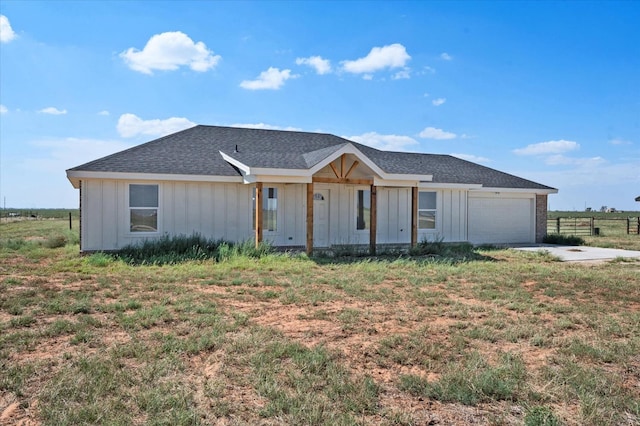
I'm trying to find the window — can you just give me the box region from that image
[418,191,437,229]
[252,186,278,232]
[129,184,158,233]
[356,189,370,230]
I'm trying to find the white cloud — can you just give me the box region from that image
[419,127,457,140]
[117,113,196,138]
[295,56,331,74]
[392,68,411,80]
[451,153,490,163]
[98,110,110,116]
[120,31,221,75]
[39,107,67,115]
[513,139,579,155]
[440,52,452,61]
[0,15,16,43]
[230,122,302,131]
[346,132,419,152]
[362,74,373,81]
[341,43,411,74]
[0,104,7,114]
[240,67,296,90]
[609,138,632,146]
[432,98,446,106]
[423,66,436,74]
[22,138,133,174]
[526,159,637,188]
[545,155,605,167]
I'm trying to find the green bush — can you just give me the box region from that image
[410,235,446,255]
[44,235,67,249]
[114,234,273,265]
[409,236,479,261]
[0,239,28,250]
[543,234,585,246]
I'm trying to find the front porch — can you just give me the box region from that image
[252,153,423,255]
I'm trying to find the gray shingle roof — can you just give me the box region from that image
[68,125,555,190]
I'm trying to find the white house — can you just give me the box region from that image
[66,125,557,254]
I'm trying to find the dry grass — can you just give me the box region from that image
[1,220,639,425]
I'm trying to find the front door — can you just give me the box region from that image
[313,189,330,247]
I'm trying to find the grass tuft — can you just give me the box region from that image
[524,406,562,425]
[399,351,527,406]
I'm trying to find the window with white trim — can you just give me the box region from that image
[356,189,370,230]
[129,184,159,233]
[418,191,437,229]
[252,187,278,232]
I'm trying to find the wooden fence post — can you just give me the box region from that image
[637,217,640,235]
[590,217,594,236]
[627,218,630,235]
[556,217,561,234]
[69,212,72,230]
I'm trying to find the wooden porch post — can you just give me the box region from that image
[411,186,418,248]
[306,183,314,255]
[255,182,263,247]
[370,185,377,255]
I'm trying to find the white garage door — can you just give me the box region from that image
[468,196,534,244]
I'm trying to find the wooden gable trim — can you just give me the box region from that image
[325,154,363,181]
[312,177,373,185]
[344,160,360,179]
[329,162,341,179]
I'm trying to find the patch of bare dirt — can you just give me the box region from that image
[0,394,40,426]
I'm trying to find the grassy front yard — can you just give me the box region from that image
[1,220,639,425]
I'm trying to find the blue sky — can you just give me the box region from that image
[0,1,638,210]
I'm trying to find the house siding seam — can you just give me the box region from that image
[535,194,548,243]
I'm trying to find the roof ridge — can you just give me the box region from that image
[200,124,338,138]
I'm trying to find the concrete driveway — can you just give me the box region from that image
[513,244,640,262]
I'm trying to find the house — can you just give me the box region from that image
[66,125,557,254]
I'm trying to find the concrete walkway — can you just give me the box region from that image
[513,244,640,262]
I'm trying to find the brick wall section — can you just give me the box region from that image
[536,194,548,243]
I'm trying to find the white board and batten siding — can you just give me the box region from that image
[416,188,468,243]
[319,186,468,245]
[376,187,411,244]
[81,180,538,251]
[81,180,308,251]
[467,192,535,244]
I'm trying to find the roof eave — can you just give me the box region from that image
[66,170,243,187]
[471,187,558,194]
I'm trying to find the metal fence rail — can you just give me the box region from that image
[547,217,640,236]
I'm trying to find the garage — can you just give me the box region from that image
[468,194,535,244]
